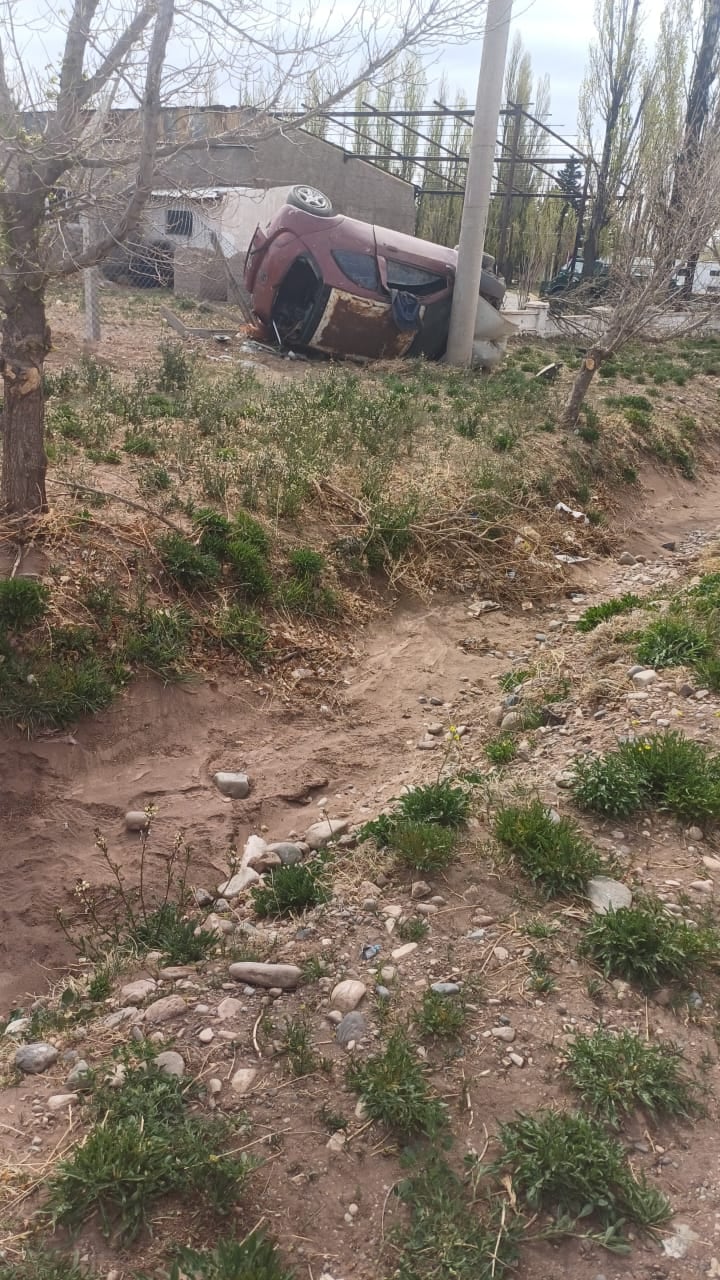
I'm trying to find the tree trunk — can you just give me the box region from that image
[561,346,607,428]
[1,283,51,517]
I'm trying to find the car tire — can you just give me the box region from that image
[286,185,334,216]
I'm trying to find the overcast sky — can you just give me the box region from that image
[7,0,669,141]
[441,0,667,139]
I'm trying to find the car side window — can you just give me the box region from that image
[386,260,447,294]
[332,250,379,290]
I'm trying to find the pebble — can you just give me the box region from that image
[120,978,157,1005]
[500,711,522,732]
[14,1042,59,1074]
[66,1059,90,1088]
[326,1131,347,1153]
[125,810,150,831]
[193,887,214,907]
[375,985,391,999]
[493,946,509,962]
[336,1011,367,1046]
[305,818,349,850]
[690,880,713,893]
[47,1092,79,1111]
[491,1025,516,1042]
[198,1028,214,1043]
[143,995,187,1026]
[430,982,461,995]
[587,876,633,915]
[426,723,444,736]
[4,1017,29,1036]
[331,980,367,1013]
[213,771,251,799]
[217,996,244,1020]
[417,735,438,750]
[411,880,432,900]
[632,669,657,688]
[154,1050,185,1078]
[508,1053,524,1067]
[267,842,306,865]
[703,855,720,873]
[229,962,301,990]
[619,551,636,565]
[688,826,705,842]
[392,942,418,960]
[217,867,260,898]
[207,1077,222,1095]
[230,1067,258,1096]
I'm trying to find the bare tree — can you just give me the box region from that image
[559,127,720,429]
[578,0,647,280]
[672,0,720,294]
[0,0,488,519]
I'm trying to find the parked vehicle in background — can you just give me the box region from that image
[244,185,508,362]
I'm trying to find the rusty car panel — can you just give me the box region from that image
[309,290,418,359]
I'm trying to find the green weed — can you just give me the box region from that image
[486,1109,670,1244]
[397,781,471,829]
[122,606,191,678]
[576,594,643,632]
[573,732,720,823]
[484,734,517,765]
[281,1016,321,1076]
[0,578,50,632]
[251,859,331,918]
[347,1027,446,1138]
[48,1064,252,1242]
[391,820,457,873]
[393,1155,519,1280]
[564,1027,701,1125]
[169,1230,293,1280]
[494,800,603,897]
[214,606,268,665]
[413,988,467,1040]
[227,539,272,600]
[123,428,158,457]
[580,897,720,990]
[157,341,195,393]
[0,1249,88,1280]
[397,916,430,942]
[526,949,556,995]
[157,533,221,591]
[288,547,325,580]
[636,614,714,669]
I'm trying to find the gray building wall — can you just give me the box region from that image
[160,129,417,234]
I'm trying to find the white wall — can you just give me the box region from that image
[141,185,293,259]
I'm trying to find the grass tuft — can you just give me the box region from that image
[393,1155,519,1280]
[488,1109,670,1244]
[564,1027,701,1125]
[580,897,720,990]
[170,1230,293,1280]
[494,799,603,897]
[576,593,643,632]
[347,1027,446,1137]
[572,731,720,823]
[484,734,517,765]
[413,988,467,1039]
[48,1061,253,1243]
[251,858,331,918]
[157,532,221,591]
[391,820,457,873]
[0,577,50,632]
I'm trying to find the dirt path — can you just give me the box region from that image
[2,468,719,1010]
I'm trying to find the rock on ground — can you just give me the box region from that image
[305,818,350,850]
[120,978,157,1005]
[331,979,367,1013]
[230,1067,258,1096]
[154,1050,185,1078]
[336,1011,367,1045]
[217,867,260,898]
[143,995,188,1026]
[15,1042,59,1074]
[587,876,633,914]
[213,771,251,799]
[229,961,302,990]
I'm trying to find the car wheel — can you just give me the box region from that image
[286,185,334,216]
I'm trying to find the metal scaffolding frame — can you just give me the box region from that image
[274,103,590,276]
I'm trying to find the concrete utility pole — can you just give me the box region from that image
[81,216,101,343]
[446,0,513,366]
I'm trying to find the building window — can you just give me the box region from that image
[166,208,193,237]
[710,268,720,277]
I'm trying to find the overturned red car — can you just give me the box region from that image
[244,185,507,361]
